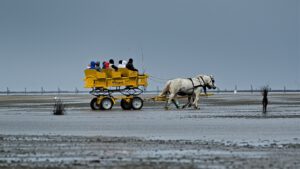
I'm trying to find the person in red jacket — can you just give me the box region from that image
[102,61,109,69]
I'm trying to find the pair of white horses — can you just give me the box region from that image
[159,75,216,109]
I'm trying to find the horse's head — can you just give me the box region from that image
[197,75,216,94]
[206,75,216,90]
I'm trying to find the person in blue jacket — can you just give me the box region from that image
[89,61,96,69]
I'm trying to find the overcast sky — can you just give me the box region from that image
[0,0,299,91]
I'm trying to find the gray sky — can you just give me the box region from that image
[0,0,299,91]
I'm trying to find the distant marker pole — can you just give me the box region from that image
[234,85,237,94]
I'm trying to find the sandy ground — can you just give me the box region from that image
[0,93,300,168]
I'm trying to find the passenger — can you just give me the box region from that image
[117,60,127,68]
[109,59,118,71]
[126,58,138,71]
[95,61,101,72]
[102,61,109,69]
[89,61,96,69]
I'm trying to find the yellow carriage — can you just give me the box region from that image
[84,68,149,110]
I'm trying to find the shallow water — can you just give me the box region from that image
[0,93,299,146]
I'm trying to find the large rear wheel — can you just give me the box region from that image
[131,97,143,110]
[100,97,114,110]
[121,99,132,110]
[90,98,101,110]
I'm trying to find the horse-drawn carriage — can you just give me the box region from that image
[84,68,149,110]
[84,65,216,110]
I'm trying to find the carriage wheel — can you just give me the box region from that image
[90,98,101,110]
[131,97,143,110]
[100,97,114,110]
[121,99,132,110]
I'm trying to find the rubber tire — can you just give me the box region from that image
[121,99,132,110]
[131,97,143,110]
[90,98,101,110]
[100,97,113,110]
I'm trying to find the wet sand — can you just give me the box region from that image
[0,93,300,168]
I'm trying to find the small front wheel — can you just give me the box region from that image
[100,97,114,110]
[121,99,132,110]
[131,97,143,110]
[90,98,101,110]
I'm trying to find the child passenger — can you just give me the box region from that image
[109,59,118,71]
[95,61,101,72]
[117,60,127,68]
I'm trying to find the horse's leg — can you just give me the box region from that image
[171,92,180,109]
[165,93,176,110]
[164,100,169,110]
[189,94,195,107]
[192,90,201,109]
[182,96,191,109]
[172,99,180,109]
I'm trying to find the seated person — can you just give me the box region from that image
[117,60,127,68]
[88,61,96,69]
[95,61,101,72]
[109,59,118,71]
[102,61,109,69]
[126,58,138,72]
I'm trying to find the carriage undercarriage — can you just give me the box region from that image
[89,87,144,110]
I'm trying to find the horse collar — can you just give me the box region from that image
[199,76,206,86]
[188,78,195,93]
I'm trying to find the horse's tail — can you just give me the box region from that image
[159,80,172,97]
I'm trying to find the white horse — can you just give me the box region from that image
[159,75,216,109]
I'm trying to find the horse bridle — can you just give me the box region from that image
[197,75,215,89]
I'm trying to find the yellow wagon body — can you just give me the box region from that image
[84,68,148,89]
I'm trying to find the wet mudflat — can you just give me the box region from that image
[0,93,300,168]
